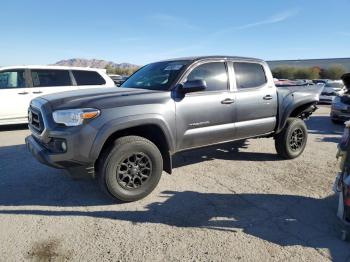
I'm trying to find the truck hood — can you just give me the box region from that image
[40,87,169,109]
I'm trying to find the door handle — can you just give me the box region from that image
[221,98,235,104]
[18,91,29,95]
[33,91,43,94]
[263,95,273,100]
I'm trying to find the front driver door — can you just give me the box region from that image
[175,61,235,150]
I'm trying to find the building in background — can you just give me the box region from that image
[268,58,350,71]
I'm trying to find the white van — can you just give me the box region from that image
[0,65,115,125]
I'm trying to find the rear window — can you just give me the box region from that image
[72,70,106,85]
[234,62,267,89]
[31,70,72,87]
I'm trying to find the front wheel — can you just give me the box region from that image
[97,136,163,202]
[275,118,308,159]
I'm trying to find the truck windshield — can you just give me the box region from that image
[121,61,189,91]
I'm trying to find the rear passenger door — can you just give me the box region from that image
[72,70,107,89]
[29,69,75,98]
[231,61,277,139]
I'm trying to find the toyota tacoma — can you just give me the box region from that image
[26,56,321,202]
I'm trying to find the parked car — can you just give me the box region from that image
[275,79,315,89]
[320,81,346,104]
[330,96,350,123]
[0,66,115,125]
[333,121,350,240]
[294,79,314,86]
[109,74,123,85]
[331,74,350,123]
[313,79,330,85]
[26,56,321,202]
[108,74,129,87]
[320,86,338,104]
[326,81,344,92]
[274,79,297,87]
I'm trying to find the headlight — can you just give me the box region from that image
[52,108,100,126]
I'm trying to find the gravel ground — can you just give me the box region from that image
[0,105,349,262]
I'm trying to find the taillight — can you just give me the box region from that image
[344,184,350,206]
[345,197,350,207]
[343,176,350,207]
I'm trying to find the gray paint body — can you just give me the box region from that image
[25,56,321,173]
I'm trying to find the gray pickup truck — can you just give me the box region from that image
[26,56,321,202]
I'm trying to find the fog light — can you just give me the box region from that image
[61,141,67,152]
[48,138,67,153]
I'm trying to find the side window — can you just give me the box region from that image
[72,70,106,85]
[0,70,26,89]
[234,62,267,89]
[31,70,72,87]
[186,62,228,92]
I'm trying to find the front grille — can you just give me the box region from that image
[29,106,44,133]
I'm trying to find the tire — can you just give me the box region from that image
[274,118,308,159]
[97,136,163,202]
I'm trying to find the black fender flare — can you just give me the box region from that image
[89,114,176,162]
[276,95,318,134]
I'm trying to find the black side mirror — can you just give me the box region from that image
[181,79,207,93]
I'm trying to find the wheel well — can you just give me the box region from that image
[276,102,317,134]
[289,102,317,119]
[96,124,172,174]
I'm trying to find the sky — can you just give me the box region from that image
[0,0,349,66]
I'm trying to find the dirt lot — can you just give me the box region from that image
[0,105,349,262]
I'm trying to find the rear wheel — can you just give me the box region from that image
[97,136,163,202]
[275,118,308,159]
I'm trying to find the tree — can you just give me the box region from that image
[272,66,296,79]
[272,65,345,80]
[294,67,320,79]
[104,65,140,76]
[294,68,310,79]
[320,65,347,80]
[309,67,321,79]
[104,65,116,74]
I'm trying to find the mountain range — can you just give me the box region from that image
[53,58,139,69]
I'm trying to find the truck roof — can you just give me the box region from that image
[159,55,265,63]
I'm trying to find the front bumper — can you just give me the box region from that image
[26,98,101,178]
[26,135,96,178]
[26,135,78,169]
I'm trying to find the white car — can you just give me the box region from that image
[0,65,115,125]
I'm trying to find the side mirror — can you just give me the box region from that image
[181,79,207,93]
